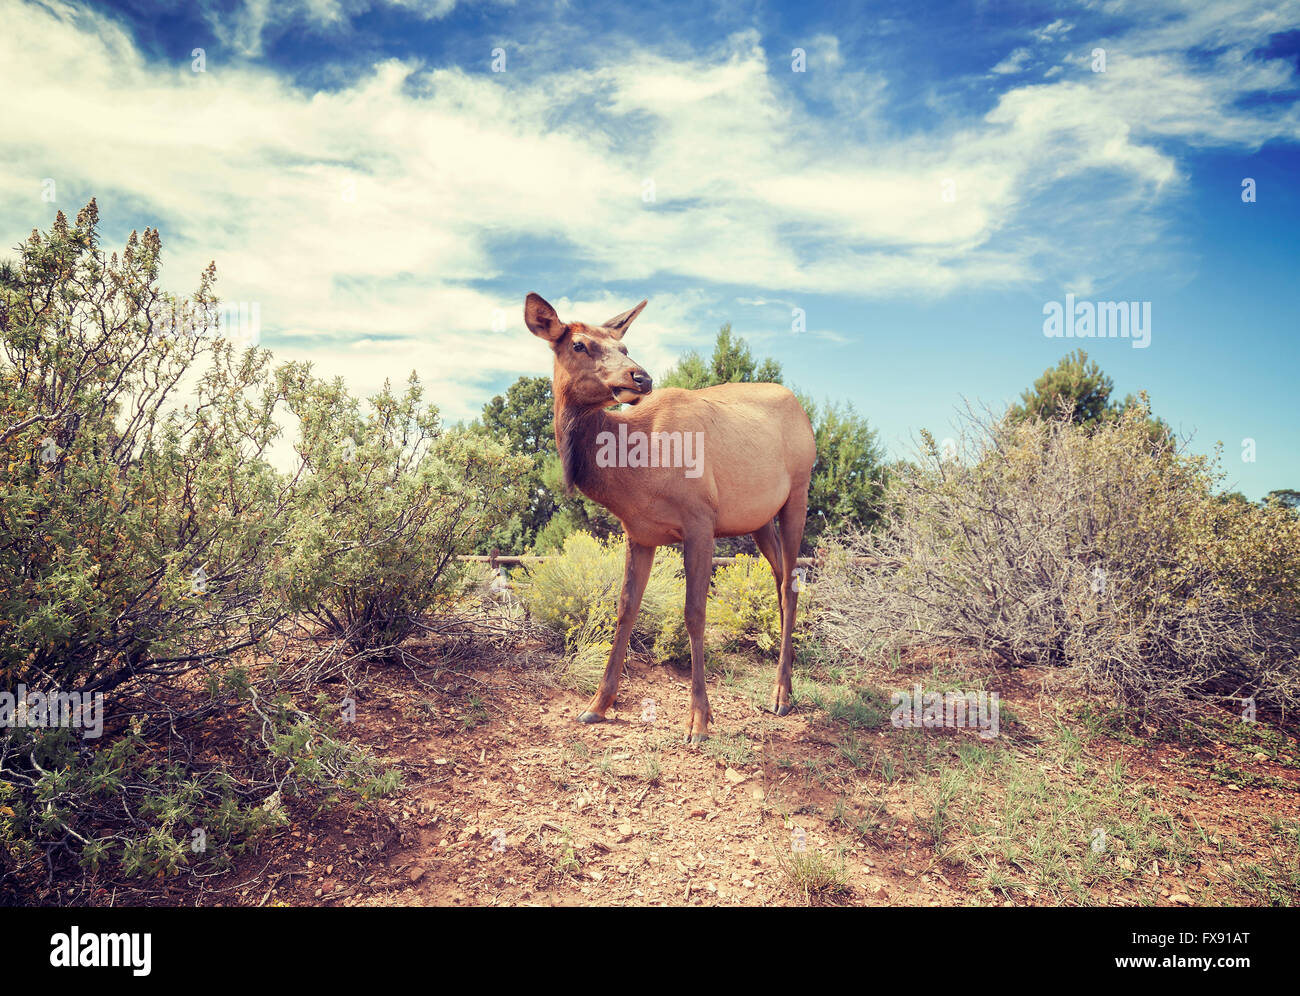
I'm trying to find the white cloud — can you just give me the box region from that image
[991,47,1033,75]
[1033,19,1074,42]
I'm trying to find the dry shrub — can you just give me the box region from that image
[814,401,1300,713]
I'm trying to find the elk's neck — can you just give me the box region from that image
[554,397,620,502]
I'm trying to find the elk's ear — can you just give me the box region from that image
[602,300,647,339]
[525,293,564,342]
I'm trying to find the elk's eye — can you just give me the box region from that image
[573,341,586,353]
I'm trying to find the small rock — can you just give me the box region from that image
[408,866,426,884]
[724,768,746,784]
[1170,893,1193,906]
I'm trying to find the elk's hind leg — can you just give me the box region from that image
[752,519,784,619]
[682,529,715,744]
[769,492,808,716]
[578,540,655,724]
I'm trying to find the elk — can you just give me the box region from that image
[525,293,816,743]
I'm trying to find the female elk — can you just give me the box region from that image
[525,293,816,743]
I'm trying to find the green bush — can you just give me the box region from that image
[0,202,460,898]
[0,677,398,886]
[0,201,286,697]
[513,532,689,687]
[264,365,530,655]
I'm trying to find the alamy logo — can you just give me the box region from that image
[49,928,151,976]
[890,685,1000,738]
[1,684,103,739]
[1042,294,1150,349]
[595,424,704,478]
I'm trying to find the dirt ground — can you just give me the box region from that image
[195,633,1300,908]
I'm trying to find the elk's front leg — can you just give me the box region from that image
[682,530,714,744]
[578,540,656,724]
[769,492,808,716]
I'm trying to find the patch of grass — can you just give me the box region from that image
[1231,818,1300,906]
[795,636,833,669]
[1075,702,1143,745]
[703,732,754,767]
[777,847,850,904]
[1237,862,1300,906]
[1207,762,1291,792]
[881,728,943,782]
[549,737,592,790]
[911,731,1197,905]
[458,693,491,731]
[594,748,619,784]
[829,797,848,825]
[855,797,891,839]
[922,767,963,851]
[565,738,591,761]
[1221,721,1300,769]
[799,678,890,730]
[639,748,662,785]
[836,730,869,769]
[828,795,890,841]
[552,827,583,877]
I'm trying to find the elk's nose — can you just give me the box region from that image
[630,370,652,392]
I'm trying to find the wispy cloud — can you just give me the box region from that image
[991,47,1032,75]
[198,0,478,57]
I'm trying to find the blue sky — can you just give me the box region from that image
[3,0,1297,498]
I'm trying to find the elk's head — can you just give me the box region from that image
[525,293,653,408]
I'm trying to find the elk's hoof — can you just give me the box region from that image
[768,695,793,716]
[684,732,708,745]
[577,710,605,724]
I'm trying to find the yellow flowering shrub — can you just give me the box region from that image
[708,554,813,651]
[513,532,689,689]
